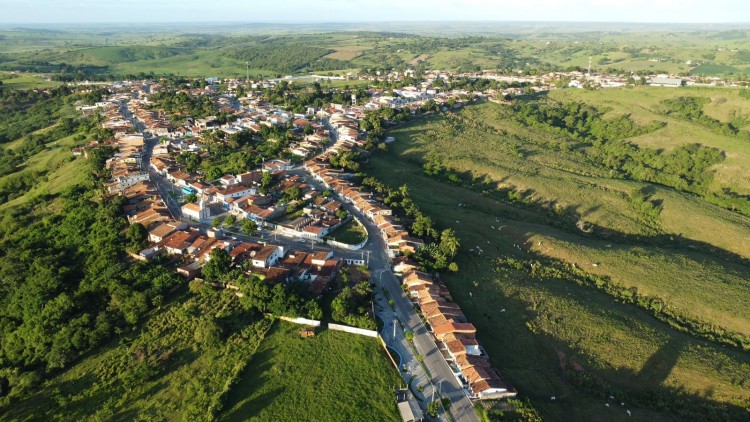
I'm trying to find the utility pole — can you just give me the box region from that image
[393,319,396,340]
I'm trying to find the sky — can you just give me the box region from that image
[1,0,749,24]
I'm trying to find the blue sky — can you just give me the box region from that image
[1,0,749,24]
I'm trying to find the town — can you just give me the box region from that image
[78,70,526,421]
[69,66,746,421]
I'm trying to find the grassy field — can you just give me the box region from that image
[0,72,61,89]
[398,101,750,258]
[381,100,750,336]
[221,321,401,422]
[2,291,273,421]
[548,86,750,194]
[363,103,750,420]
[2,296,402,421]
[328,219,367,245]
[0,132,90,211]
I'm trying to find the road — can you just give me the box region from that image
[365,226,479,422]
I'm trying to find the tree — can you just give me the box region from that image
[439,228,460,258]
[283,186,302,202]
[259,171,275,194]
[193,317,221,349]
[223,214,237,227]
[303,124,314,135]
[201,248,232,282]
[305,300,323,320]
[185,193,197,203]
[241,219,258,235]
[125,223,148,251]
[212,217,224,228]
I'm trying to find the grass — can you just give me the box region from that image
[392,101,750,259]
[363,106,750,420]
[381,101,750,334]
[548,87,750,195]
[2,27,750,80]
[2,291,273,421]
[324,45,369,61]
[328,219,367,245]
[0,72,61,89]
[0,140,89,211]
[221,320,402,422]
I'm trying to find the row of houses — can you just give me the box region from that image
[399,267,516,400]
[302,106,517,402]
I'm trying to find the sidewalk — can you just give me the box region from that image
[374,285,444,418]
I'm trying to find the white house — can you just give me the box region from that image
[182,199,210,221]
[251,244,285,268]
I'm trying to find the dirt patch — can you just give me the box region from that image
[409,54,429,66]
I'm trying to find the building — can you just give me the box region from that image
[649,77,684,87]
[182,198,210,221]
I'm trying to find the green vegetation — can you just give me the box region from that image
[361,177,460,272]
[364,95,750,420]
[331,279,375,330]
[221,320,401,422]
[328,219,366,245]
[225,44,346,74]
[3,288,273,421]
[2,26,750,80]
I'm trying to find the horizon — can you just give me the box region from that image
[2,0,750,25]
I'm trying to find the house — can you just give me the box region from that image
[251,244,284,268]
[393,257,420,274]
[471,378,516,400]
[166,170,191,186]
[182,199,210,221]
[215,185,256,203]
[160,229,201,255]
[263,159,293,172]
[219,174,236,186]
[148,220,188,243]
[432,322,477,340]
[129,206,171,226]
[302,224,328,239]
[176,261,202,279]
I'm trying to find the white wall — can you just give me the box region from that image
[328,323,378,338]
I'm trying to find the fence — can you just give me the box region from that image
[328,323,378,337]
[276,316,322,327]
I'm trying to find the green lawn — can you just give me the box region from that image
[328,219,367,245]
[221,320,402,422]
[363,109,750,421]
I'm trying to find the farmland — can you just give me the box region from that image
[1,25,750,79]
[363,93,750,420]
